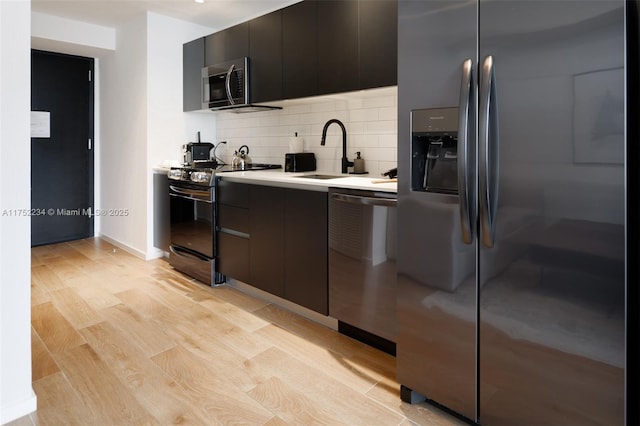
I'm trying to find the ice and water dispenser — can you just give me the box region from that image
[411,107,459,194]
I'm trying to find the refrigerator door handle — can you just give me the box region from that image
[457,58,474,244]
[479,55,499,248]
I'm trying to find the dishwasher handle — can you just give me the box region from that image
[331,192,397,207]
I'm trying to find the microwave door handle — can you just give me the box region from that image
[225,64,236,105]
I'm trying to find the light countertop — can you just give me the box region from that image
[218,169,397,193]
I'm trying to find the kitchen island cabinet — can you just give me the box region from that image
[218,180,328,315]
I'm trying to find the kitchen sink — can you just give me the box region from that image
[295,174,343,180]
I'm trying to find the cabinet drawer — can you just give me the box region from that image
[219,204,249,234]
[218,232,250,283]
[218,180,249,208]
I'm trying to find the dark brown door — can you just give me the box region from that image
[31,50,94,246]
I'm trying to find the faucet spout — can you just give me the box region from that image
[321,119,353,174]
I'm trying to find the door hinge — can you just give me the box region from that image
[88,138,92,150]
[88,70,92,82]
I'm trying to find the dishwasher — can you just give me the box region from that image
[328,188,397,354]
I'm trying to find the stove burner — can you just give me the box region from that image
[217,163,282,172]
[168,163,282,187]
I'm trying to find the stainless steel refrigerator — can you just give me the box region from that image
[396,1,627,425]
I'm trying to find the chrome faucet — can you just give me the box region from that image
[321,119,353,174]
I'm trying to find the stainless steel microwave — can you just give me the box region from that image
[202,57,249,110]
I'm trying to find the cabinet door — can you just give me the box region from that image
[183,37,204,112]
[204,32,225,66]
[249,185,285,297]
[359,0,397,89]
[249,10,283,103]
[153,172,170,251]
[282,0,318,99]
[285,189,328,315]
[317,0,359,95]
[218,180,249,209]
[218,232,250,283]
[205,22,249,65]
[217,180,250,282]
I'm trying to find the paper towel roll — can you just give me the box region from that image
[289,133,304,153]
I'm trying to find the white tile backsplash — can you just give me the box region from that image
[214,86,398,177]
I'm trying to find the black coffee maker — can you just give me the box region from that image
[182,132,214,166]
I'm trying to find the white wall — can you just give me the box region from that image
[31,11,115,53]
[215,87,398,177]
[99,14,149,257]
[146,12,216,256]
[0,0,38,423]
[99,12,216,259]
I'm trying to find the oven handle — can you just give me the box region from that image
[169,185,213,202]
[170,245,210,262]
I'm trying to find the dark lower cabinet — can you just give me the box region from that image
[285,189,328,315]
[217,181,328,315]
[153,171,170,251]
[249,185,286,297]
[218,232,250,283]
[217,180,250,283]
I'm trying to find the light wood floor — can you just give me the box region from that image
[10,238,465,426]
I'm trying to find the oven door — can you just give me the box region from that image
[169,183,214,258]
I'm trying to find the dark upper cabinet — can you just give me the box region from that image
[183,37,204,112]
[359,0,398,89]
[249,11,283,103]
[282,0,318,99]
[185,0,398,110]
[317,0,359,95]
[205,22,249,66]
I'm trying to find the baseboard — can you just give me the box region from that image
[98,234,147,260]
[1,390,37,425]
[226,278,338,330]
[337,321,396,356]
[145,247,166,260]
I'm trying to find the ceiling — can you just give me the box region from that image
[31,0,300,29]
